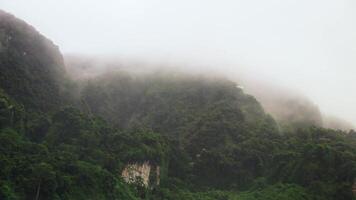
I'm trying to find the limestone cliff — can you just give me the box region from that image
[121,161,160,188]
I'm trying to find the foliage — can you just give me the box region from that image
[0,9,355,200]
[0,10,67,112]
[149,183,317,200]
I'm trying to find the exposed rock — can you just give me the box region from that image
[121,161,160,188]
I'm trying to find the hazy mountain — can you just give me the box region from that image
[0,10,66,112]
[0,10,355,200]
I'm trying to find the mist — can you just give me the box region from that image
[2,0,356,128]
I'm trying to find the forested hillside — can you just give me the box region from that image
[0,10,355,200]
[0,10,67,112]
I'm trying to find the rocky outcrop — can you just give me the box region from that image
[121,161,160,188]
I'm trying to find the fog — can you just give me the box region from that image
[2,0,356,128]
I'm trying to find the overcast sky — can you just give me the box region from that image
[2,0,356,126]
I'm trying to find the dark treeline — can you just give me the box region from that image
[0,10,356,200]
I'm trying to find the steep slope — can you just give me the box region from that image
[81,72,278,140]
[78,71,356,198]
[242,80,323,131]
[0,10,66,112]
[0,10,355,200]
[64,55,334,132]
[79,72,281,187]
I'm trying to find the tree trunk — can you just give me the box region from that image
[35,180,41,200]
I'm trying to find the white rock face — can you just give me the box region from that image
[121,161,160,188]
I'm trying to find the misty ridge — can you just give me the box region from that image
[63,54,354,132]
[1,7,356,200]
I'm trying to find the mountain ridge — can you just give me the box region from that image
[0,9,355,200]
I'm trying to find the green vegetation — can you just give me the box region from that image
[0,9,355,200]
[0,10,67,112]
